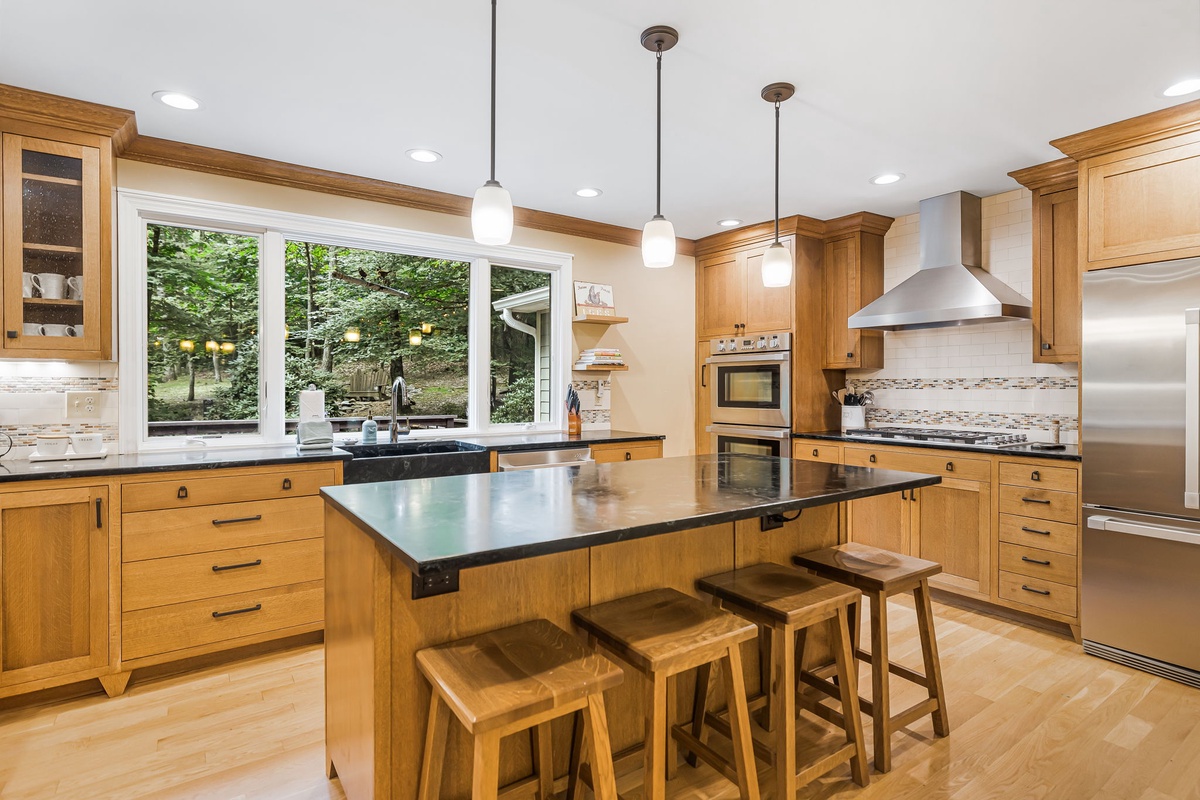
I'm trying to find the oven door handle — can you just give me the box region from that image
[1186,308,1199,509]
[705,352,789,365]
[706,425,792,440]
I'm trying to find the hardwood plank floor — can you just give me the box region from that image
[0,597,1196,799]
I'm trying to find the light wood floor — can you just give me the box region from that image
[1,596,1198,799]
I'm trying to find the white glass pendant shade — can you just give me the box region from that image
[472,180,513,245]
[642,215,676,268]
[761,241,793,288]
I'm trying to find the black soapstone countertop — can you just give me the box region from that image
[450,429,663,452]
[794,431,1081,462]
[320,453,941,577]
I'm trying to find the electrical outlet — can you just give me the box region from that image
[65,391,102,420]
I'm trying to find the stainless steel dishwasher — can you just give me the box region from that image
[495,447,593,471]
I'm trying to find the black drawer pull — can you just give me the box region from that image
[869,454,876,463]
[1030,470,1041,482]
[624,451,632,461]
[847,351,854,358]
[1021,556,1051,566]
[1021,525,1052,535]
[5,330,15,339]
[946,461,954,472]
[211,514,263,526]
[212,559,262,572]
[901,490,907,501]
[95,497,103,528]
[812,448,819,457]
[911,489,917,502]
[1022,497,1051,504]
[1021,585,1051,596]
[282,478,292,490]
[212,603,262,619]
[177,486,188,499]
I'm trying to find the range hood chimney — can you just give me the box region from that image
[847,191,1032,331]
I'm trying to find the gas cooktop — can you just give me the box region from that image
[843,427,1029,447]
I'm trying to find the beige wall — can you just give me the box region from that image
[115,160,697,456]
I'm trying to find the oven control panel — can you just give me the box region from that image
[711,331,791,355]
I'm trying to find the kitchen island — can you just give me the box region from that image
[320,454,940,800]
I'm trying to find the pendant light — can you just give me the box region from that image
[472,0,513,245]
[761,82,795,288]
[640,26,679,268]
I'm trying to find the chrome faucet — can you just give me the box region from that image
[390,375,410,441]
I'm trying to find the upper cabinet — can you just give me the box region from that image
[1052,97,1200,271]
[1010,159,1080,363]
[0,84,135,360]
[821,213,891,370]
[697,236,794,338]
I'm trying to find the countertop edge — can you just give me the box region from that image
[0,448,352,483]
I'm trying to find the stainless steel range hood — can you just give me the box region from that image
[847,191,1032,331]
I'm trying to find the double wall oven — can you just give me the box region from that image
[706,332,791,456]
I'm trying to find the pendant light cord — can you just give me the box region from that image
[655,43,663,218]
[489,0,498,183]
[773,97,781,244]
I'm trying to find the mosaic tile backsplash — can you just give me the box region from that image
[845,189,1080,443]
[570,378,612,430]
[0,361,119,458]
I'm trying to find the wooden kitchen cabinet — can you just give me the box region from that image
[697,237,794,337]
[1010,158,1080,363]
[0,483,113,694]
[590,439,663,463]
[822,225,887,369]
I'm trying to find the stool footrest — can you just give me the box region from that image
[794,742,861,788]
[671,724,742,785]
[854,647,931,688]
[891,697,942,731]
[696,711,777,764]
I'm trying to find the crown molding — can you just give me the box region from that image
[1051,98,1200,161]
[0,83,137,154]
[1008,157,1078,192]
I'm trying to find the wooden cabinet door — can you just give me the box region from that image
[742,239,794,333]
[696,339,712,454]
[0,485,109,687]
[698,253,744,338]
[823,236,858,368]
[1034,188,1079,362]
[844,490,909,555]
[911,479,991,600]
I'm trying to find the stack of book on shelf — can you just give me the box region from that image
[574,348,625,369]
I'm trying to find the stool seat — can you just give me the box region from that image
[571,587,757,674]
[793,542,941,594]
[417,618,623,735]
[697,562,859,627]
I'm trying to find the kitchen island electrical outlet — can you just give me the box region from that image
[65,391,101,420]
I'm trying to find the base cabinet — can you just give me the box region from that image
[590,439,663,463]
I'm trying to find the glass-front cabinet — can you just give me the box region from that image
[1,131,109,359]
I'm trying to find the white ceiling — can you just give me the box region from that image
[2,1,1198,239]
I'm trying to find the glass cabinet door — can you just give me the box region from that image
[2,134,101,355]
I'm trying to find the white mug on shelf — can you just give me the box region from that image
[41,324,76,337]
[66,275,84,300]
[22,272,35,298]
[71,325,84,337]
[32,273,66,300]
[22,322,44,336]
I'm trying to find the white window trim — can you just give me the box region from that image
[117,189,574,453]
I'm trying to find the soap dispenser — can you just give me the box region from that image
[361,415,378,445]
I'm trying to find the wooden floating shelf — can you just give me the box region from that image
[23,243,83,254]
[572,314,628,325]
[24,297,83,307]
[571,365,628,372]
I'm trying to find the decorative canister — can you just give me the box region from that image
[841,405,866,431]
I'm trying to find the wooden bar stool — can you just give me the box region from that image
[792,542,950,773]
[416,618,624,800]
[694,563,869,799]
[569,587,761,800]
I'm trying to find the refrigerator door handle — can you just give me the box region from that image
[1088,515,1200,546]
[1187,308,1199,509]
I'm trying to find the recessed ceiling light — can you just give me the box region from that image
[575,188,602,198]
[870,172,905,185]
[718,219,742,227]
[406,149,442,163]
[1164,78,1200,97]
[152,90,201,110]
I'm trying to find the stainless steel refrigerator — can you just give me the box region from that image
[1082,257,1200,688]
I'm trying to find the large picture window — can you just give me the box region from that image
[118,191,572,451]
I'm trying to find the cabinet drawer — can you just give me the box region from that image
[591,442,662,464]
[122,580,324,661]
[793,440,842,464]
[998,571,1077,618]
[121,465,339,513]
[123,538,323,611]
[123,496,324,562]
[999,462,1078,493]
[998,514,1078,555]
[844,447,990,482]
[998,485,1077,524]
[998,543,1077,586]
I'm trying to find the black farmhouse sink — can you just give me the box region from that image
[340,439,489,484]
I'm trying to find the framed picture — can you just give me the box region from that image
[573,281,617,316]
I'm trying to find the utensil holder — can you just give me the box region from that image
[567,412,582,436]
[841,405,866,431]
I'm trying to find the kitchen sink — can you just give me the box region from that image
[340,439,490,484]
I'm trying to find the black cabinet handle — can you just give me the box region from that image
[5,331,16,339]
[1022,497,1051,504]
[901,490,907,501]
[177,486,189,499]
[1021,525,1052,535]
[701,364,707,388]
[869,454,877,463]
[211,603,262,619]
[1042,342,1052,350]
[1031,470,1041,482]
[946,462,955,472]
[624,451,632,461]
[212,559,262,572]
[1021,556,1051,566]
[211,514,263,526]
[847,352,854,358]
[812,448,819,457]
[95,497,102,528]
[282,478,292,490]
[1021,585,1051,596]
[911,489,917,502]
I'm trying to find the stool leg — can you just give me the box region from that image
[869,591,892,773]
[666,675,679,780]
[418,692,450,800]
[758,627,775,732]
[914,581,950,737]
[720,643,762,800]
[644,673,669,800]
[584,693,619,800]
[472,732,502,800]
[832,607,869,787]
[686,662,712,768]
[532,722,554,800]
[566,711,584,800]
[772,624,797,800]
[791,625,808,694]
